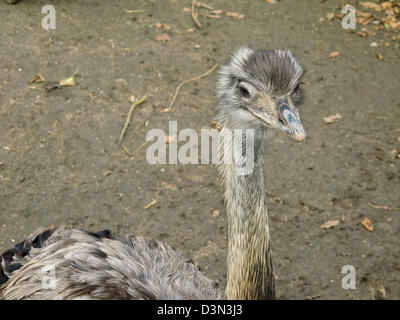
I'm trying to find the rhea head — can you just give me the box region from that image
[217,47,306,142]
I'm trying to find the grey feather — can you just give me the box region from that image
[0,228,222,300]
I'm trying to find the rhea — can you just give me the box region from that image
[0,47,306,300]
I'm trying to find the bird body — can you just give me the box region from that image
[0,47,306,299]
[0,228,222,299]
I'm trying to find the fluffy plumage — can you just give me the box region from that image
[0,228,222,300]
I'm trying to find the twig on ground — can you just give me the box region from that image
[368,202,400,211]
[191,0,202,29]
[124,10,145,13]
[195,1,213,10]
[121,145,132,155]
[163,64,218,112]
[131,140,149,156]
[119,95,147,143]
[144,199,158,209]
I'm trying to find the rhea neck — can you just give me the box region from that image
[220,121,275,300]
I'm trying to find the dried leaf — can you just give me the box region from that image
[390,21,400,29]
[164,135,176,144]
[328,51,340,58]
[357,11,372,18]
[31,73,45,83]
[326,12,335,21]
[380,2,393,10]
[3,146,18,152]
[390,149,399,159]
[59,69,79,87]
[357,17,373,25]
[212,210,220,217]
[323,113,342,123]
[376,52,384,60]
[59,77,75,87]
[356,31,367,37]
[359,2,382,12]
[361,217,374,231]
[321,220,340,229]
[155,33,171,42]
[155,23,171,31]
[226,12,245,19]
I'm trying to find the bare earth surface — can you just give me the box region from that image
[0,0,399,299]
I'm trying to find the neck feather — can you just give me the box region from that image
[219,126,275,300]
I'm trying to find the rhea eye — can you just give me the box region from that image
[294,81,304,93]
[239,86,250,98]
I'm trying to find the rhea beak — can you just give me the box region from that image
[247,97,306,142]
[275,100,306,142]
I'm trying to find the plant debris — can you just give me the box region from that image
[155,33,172,42]
[119,95,147,143]
[328,51,340,58]
[337,0,400,35]
[361,217,374,231]
[164,135,176,144]
[191,0,202,28]
[163,63,218,112]
[144,199,157,210]
[30,73,45,83]
[155,23,171,31]
[212,209,220,217]
[360,2,382,12]
[226,12,245,19]
[321,220,339,229]
[323,113,342,123]
[368,202,400,211]
[124,9,145,14]
[326,12,335,21]
[59,69,79,87]
[44,69,79,92]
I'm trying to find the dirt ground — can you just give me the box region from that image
[0,0,399,300]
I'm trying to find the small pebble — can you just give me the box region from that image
[370,42,378,47]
